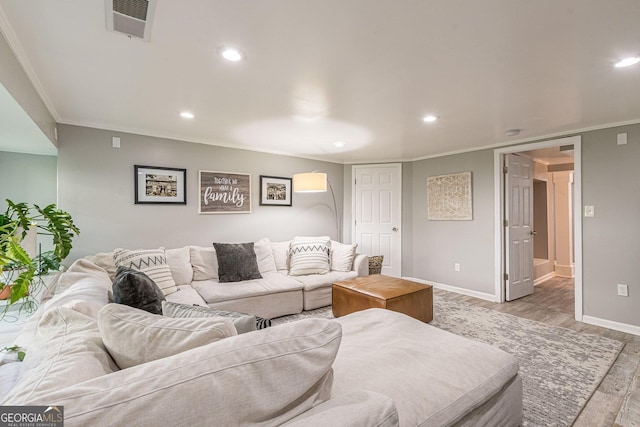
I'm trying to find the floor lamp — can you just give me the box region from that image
[292,172,340,239]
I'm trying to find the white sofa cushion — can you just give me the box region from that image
[193,272,304,303]
[85,251,117,280]
[114,248,177,296]
[271,241,290,272]
[165,284,208,306]
[289,237,331,276]
[3,302,118,405]
[165,246,194,286]
[190,245,218,281]
[294,270,358,292]
[98,303,237,369]
[254,237,277,273]
[332,309,520,426]
[21,319,341,427]
[330,241,358,272]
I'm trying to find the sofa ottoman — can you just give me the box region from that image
[332,275,433,322]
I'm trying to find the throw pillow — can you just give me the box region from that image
[165,246,194,286]
[112,266,166,315]
[113,248,177,295]
[270,241,290,271]
[213,243,262,283]
[289,237,331,276]
[330,241,358,272]
[189,245,218,281]
[98,303,237,369]
[254,237,277,274]
[162,301,257,334]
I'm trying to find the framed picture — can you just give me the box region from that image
[259,176,292,206]
[427,171,473,220]
[199,171,251,214]
[134,165,186,204]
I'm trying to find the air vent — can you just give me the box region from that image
[105,0,156,41]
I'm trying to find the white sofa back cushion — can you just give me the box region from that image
[165,246,194,286]
[330,241,358,272]
[190,245,218,281]
[24,319,342,426]
[254,237,277,274]
[98,303,237,369]
[271,241,290,272]
[3,302,118,405]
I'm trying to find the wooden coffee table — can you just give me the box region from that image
[332,275,433,322]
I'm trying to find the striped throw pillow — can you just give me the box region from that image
[288,238,331,276]
[113,248,177,296]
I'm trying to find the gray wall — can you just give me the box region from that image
[57,125,344,261]
[582,124,640,326]
[409,150,496,295]
[0,151,57,210]
[0,32,57,146]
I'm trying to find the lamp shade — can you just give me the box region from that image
[293,172,327,192]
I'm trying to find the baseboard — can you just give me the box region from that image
[534,272,555,286]
[403,277,497,302]
[555,264,574,278]
[582,315,640,336]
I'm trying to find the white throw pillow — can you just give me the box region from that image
[190,246,218,281]
[166,246,194,286]
[254,237,277,274]
[85,251,117,280]
[289,237,331,276]
[330,241,358,272]
[271,241,290,271]
[113,248,178,296]
[98,303,237,369]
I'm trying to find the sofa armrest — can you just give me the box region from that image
[353,254,369,277]
[283,391,399,427]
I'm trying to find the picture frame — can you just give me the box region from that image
[199,170,252,214]
[259,175,292,206]
[427,171,473,220]
[134,165,187,205]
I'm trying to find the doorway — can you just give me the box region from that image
[494,135,583,321]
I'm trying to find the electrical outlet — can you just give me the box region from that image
[584,206,595,217]
[454,263,460,272]
[112,136,121,148]
[617,284,629,297]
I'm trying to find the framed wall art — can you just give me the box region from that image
[134,165,186,204]
[427,171,473,220]
[259,175,292,206]
[199,171,251,214]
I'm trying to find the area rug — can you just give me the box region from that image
[272,296,624,427]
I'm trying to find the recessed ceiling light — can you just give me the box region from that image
[218,47,245,62]
[614,57,640,68]
[333,141,345,148]
[505,129,521,137]
[422,115,438,123]
[180,111,194,119]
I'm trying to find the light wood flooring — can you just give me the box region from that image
[434,276,640,426]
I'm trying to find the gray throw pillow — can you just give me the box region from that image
[162,301,257,334]
[112,266,165,314]
[213,242,262,283]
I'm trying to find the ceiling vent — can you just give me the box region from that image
[105,0,156,41]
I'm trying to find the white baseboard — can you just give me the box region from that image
[534,272,555,286]
[403,277,497,302]
[582,315,640,337]
[555,264,574,278]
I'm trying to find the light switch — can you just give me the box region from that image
[617,133,628,145]
[112,136,121,148]
[584,205,595,217]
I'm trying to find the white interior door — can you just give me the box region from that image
[505,153,534,301]
[353,164,402,277]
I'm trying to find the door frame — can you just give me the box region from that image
[351,163,403,276]
[493,135,583,320]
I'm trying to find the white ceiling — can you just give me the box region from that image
[0,0,639,163]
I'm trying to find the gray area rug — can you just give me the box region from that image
[272,296,624,427]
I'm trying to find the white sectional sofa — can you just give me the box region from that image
[1,257,523,426]
[85,237,369,319]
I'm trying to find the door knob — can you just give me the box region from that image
[529,230,537,235]
[392,227,398,232]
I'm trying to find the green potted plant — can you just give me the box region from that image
[0,199,79,318]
